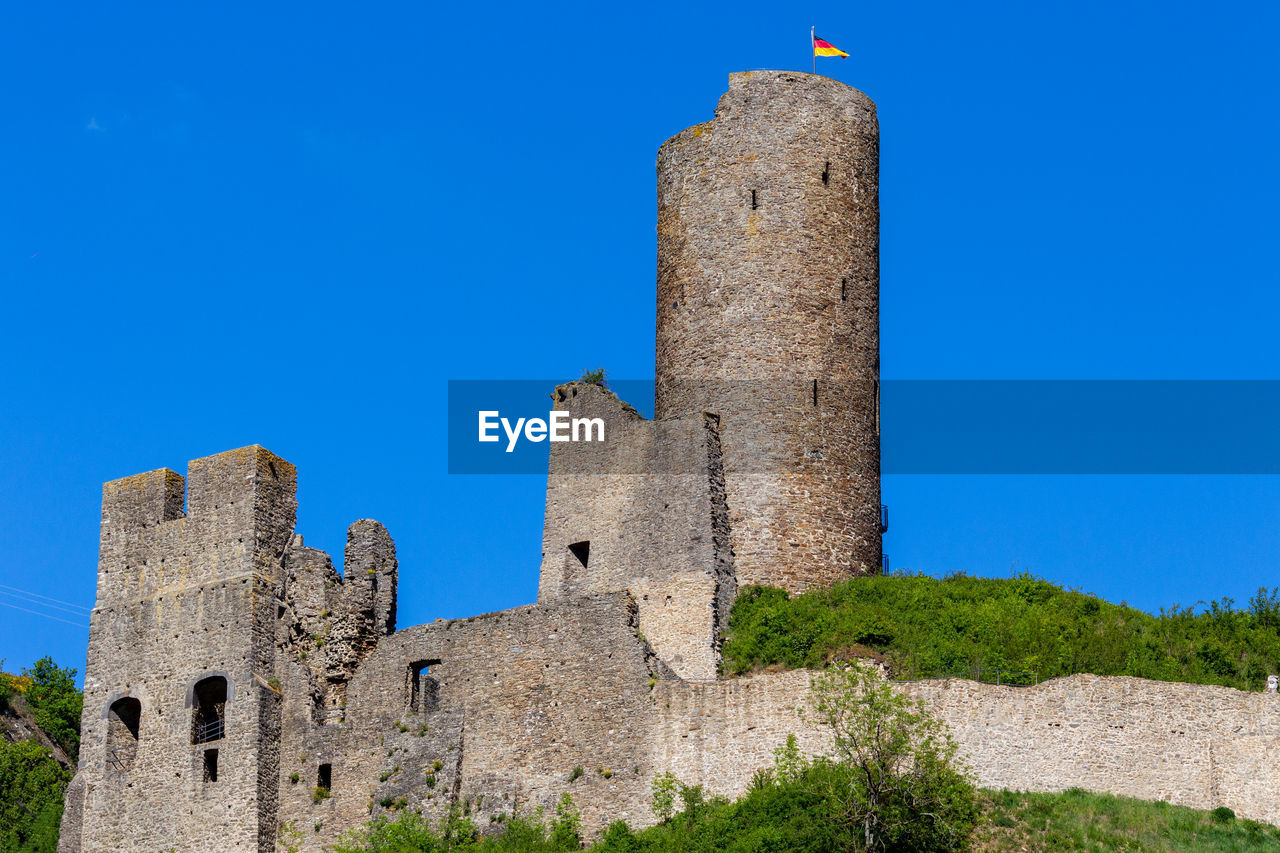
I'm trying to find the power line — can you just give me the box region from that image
[0,600,88,630]
[0,589,91,618]
[0,582,91,612]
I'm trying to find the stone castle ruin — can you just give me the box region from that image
[60,73,1280,851]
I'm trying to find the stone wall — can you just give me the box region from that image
[905,674,1280,826]
[651,670,1280,829]
[538,382,735,679]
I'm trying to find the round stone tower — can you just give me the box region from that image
[655,70,881,593]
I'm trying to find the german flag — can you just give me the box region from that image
[812,33,849,58]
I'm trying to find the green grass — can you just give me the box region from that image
[975,788,1280,851]
[332,784,1280,852]
[720,572,1280,691]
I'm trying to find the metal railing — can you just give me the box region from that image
[892,668,1041,687]
[107,744,137,771]
[408,698,438,715]
[193,718,224,744]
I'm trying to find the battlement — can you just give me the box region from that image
[97,445,298,606]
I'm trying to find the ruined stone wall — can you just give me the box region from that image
[538,382,735,679]
[60,446,298,853]
[279,521,398,719]
[655,71,882,594]
[273,594,669,850]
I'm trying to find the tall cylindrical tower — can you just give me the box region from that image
[655,70,880,594]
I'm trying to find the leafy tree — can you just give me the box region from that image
[797,665,978,852]
[21,657,82,761]
[0,738,70,853]
[649,772,678,823]
[548,793,582,850]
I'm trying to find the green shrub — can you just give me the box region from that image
[1211,806,1237,823]
[721,574,1280,692]
[0,738,70,853]
[578,368,607,387]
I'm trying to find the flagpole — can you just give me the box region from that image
[811,26,815,74]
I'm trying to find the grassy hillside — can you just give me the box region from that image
[974,789,1280,852]
[721,572,1280,691]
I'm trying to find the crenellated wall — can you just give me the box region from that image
[61,446,298,853]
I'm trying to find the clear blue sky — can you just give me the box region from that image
[2,3,1278,678]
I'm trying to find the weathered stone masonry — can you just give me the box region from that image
[60,71,1280,852]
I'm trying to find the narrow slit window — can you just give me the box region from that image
[567,541,590,569]
[841,278,847,302]
[813,379,819,407]
[822,161,830,185]
[203,748,219,783]
[750,189,758,210]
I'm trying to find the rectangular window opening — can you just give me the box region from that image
[822,161,830,185]
[567,540,590,569]
[750,189,758,210]
[203,748,219,783]
[841,278,847,302]
[813,379,819,407]
[410,660,442,713]
[317,763,332,792]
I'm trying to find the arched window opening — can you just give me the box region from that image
[409,659,441,714]
[106,696,141,771]
[192,676,228,744]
